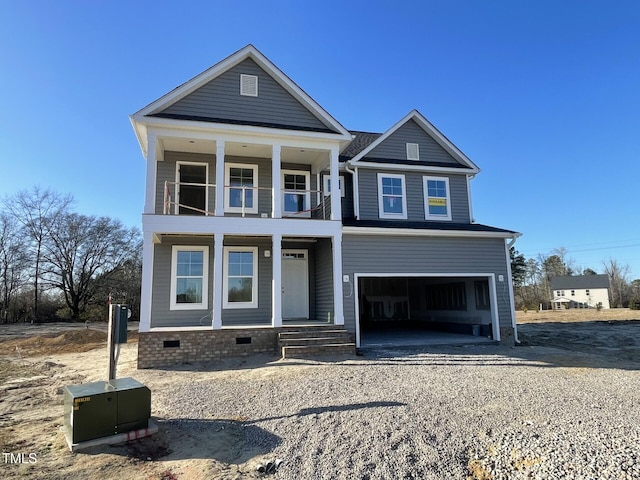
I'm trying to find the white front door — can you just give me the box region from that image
[282,250,309,319]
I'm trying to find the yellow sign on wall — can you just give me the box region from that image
[428,198,447,207]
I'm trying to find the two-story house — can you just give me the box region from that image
[131,45,520,368]
[550,275,610,309]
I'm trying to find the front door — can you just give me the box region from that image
[282,250,309,319]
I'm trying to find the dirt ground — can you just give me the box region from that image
[1,309,639,479]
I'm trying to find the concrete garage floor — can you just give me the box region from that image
[360,329,496,348]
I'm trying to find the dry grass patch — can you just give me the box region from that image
[517,308,640,324]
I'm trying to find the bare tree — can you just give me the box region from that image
[0,213,29,322]
[3,187,73,320]
[43,213,140,320]
[602,258,630,308]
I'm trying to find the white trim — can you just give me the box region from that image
[377,173,407,220]
[272,145,282,219]
[240,74,258,97]
[282,169,311,218]
[329,147,341,221]
[223,246,259,309]
[144,133,157,214]
[332,235,345,325]
[466,175,475,223]
[343,226,520,239]
[353,273,501,348]
[349,110,480,173]
[323,174,345,197]
[423,176,452,221]
[175,161,209,215]
[281,249,309,319]
[213,233,223,329]
[215,141,225,217]
[170,245,209,311]
[348,161,476,174]
[139,232,155,332]
[406,142,420,161]
[272,234,282,327]
[224,163,259,214]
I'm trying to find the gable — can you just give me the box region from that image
[366,119,465,167]
[151,58,337,133]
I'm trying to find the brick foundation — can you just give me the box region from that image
[137,329,280,369]
[499,326,516,346]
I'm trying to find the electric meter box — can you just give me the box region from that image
[63,377,151,444]
[113,304,128,344]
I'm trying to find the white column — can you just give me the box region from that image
[139,231,155,332]
[212,233,224,329]
[329,147,341,221]
[144,133,158,214]
[272,144,282,218]
[272,234,282,327]
[215,141,225,217]
[332,234,345,325]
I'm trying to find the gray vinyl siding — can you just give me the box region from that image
[320,170,354,219]
[358,169,470,223]
[341,235,512,334]
[151,236,214,328]
[222,237,272,326]
[156,153,315,217]
[314,238,334,321]
[158,58,333,132]
[368,119,462,166]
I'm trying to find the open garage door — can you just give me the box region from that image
[355,274,500,348]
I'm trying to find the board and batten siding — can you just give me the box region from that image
[158,58,333,132]
[341,235,512,334]
[357,169,470,223]
[368,119,462,166]
[151,236,214,328]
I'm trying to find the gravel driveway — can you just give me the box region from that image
[149,342,640,479]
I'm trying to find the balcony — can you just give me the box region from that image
[162,180,332,220]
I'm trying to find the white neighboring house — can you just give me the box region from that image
[550,275,610,309]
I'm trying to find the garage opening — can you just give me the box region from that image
[357,275,498,347]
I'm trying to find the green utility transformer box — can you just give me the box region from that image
[63,377,151,444]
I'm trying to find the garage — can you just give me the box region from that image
[355,274,500,348]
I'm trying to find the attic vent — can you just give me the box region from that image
[406,143,420,160]
[240,74,258,97]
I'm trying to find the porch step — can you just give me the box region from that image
[278,327,356,358]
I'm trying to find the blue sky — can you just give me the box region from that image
[1,1,639,278]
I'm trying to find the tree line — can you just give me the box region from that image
[510,247,640,310]
[0,187,141,323]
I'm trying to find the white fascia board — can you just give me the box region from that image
[342,226,520,239]
[142,214,342,237]
[351,161,477,174]
[349,110,480,174]
[132,44,351,139]
[142,117,350,144]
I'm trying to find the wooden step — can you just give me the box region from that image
[278,327,355,358]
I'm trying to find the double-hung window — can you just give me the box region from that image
[223,246,258,309]
[225,163,258,214]
[423,176,451,221]
[377,173,407,219]
[170,246,208,310]
[282,170,311,217]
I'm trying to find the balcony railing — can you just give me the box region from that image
[163,181,330,219]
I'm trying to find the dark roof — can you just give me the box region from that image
[550,274,610,290]
[339,130,382,161]
[342,218,518,235]
[149,112,338,134]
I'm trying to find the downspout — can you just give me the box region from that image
[506,235,520,344]
[344,161,359,220]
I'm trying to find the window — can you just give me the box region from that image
[240,74,258,96]
[223,247,258,309]
[282,170,311,217]
[406,143,420,160]
[225,163,258,214]
[377,173,407,219]
[170,246,208,310]
[423,176,451,220]
[323,175,345,197]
